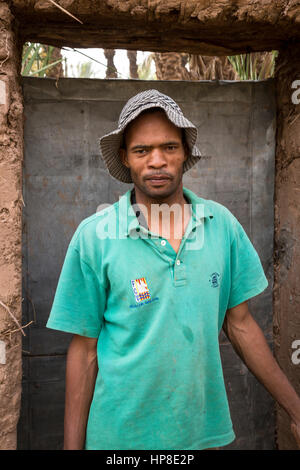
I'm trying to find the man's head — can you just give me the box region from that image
[98,89,202,185]
[119,107,189,200]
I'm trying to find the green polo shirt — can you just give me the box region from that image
[46,186,268,450]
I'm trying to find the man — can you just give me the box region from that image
[46,89,300,450]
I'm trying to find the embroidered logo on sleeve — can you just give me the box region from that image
[131,277,151,302]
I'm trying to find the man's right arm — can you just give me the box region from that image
[63,334,98,450]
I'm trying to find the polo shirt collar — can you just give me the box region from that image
[118,186,213,238]
[182,186,214,222]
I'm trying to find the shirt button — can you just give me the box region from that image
[176,260,181,265]
[161,240,166,246]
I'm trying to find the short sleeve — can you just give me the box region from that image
[46,242,106,338]
[227,217,268,309]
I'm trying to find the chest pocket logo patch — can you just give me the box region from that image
[209,272,220,288]
[131,277,151,302]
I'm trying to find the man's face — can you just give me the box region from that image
[119,110,188,200]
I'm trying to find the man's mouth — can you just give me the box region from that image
[145,175,171,181]
[146,176,171,185]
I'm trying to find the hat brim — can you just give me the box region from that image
[99,104,202,184]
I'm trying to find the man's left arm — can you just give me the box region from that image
[222,300,300,447]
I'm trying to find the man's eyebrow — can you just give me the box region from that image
[130,141,181,151]
[162,141,181,146]
[130,144,151,151]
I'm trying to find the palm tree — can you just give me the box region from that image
[227,51,278,80]
[22,43,65,78]
[138,51,278,81]
[187,55,238,80]
[127,50,139,79]
[137,53,157,80]
[103,49,118,78]
[153,52,190,80]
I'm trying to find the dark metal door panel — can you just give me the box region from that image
[18,77,275,450]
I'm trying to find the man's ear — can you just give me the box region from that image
[119,148,129,168]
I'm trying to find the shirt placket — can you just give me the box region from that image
[130,211,204,288]
[171,213,204,286]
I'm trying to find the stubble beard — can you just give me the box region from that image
[130,167,184,204]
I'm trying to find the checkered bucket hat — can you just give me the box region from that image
[98,89,202,183]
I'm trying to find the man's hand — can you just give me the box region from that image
[223,301,300,449]
[291,421,300,448]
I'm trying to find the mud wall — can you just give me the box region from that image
[0,2,24,450]
[11,0,300,55]
[274,45,300,450]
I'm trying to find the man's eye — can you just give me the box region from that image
[134,149,147,154]
[166,145,177,151]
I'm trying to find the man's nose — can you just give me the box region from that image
[148,148,167,168]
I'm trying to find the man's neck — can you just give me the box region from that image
[133,183,187,209]
[132,184,191,240]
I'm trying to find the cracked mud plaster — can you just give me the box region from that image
[14,0,299,23]
[10,1,300,55]
[273,45,300,450]
[0,2,24,451]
